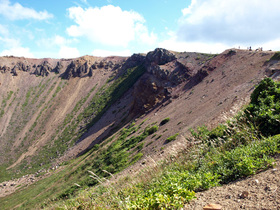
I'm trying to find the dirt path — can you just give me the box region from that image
[184,157,280,210]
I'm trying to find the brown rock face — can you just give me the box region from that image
[34,61,52,77]
[131,48,209,115]
[61,61,93,79]
[132,74,171,114]
[53,61,63,74]
[145,48,176,66]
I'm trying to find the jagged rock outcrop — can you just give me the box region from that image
[53,62,63,74]
[10,62,32,76]
[0,65,9,73]
[11,67,18,76]
[122,53,145,70]
[131,49,179,114]
[96,60,114,69]
[131,48,212,114]
[34,61,52,77]
[131,49,187,113]
[145,48,176,66]
[61,61,93,79]
[132,74,171,114]
[144,48,191,84]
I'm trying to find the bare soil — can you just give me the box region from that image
[185,157,280,210]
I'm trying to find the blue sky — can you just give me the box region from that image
[0,0,280,58]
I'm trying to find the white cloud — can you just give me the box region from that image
[135,23,157,45]
[0,24,9,36]
[91,49,131,57]
[67,5,157,47]
[0,29,35,57]
[0,36,21,48]
[178,0,280,47]
[159,0,280,53]
[59,46,80,58]
[36,35,80,58]
[37,35,76,48]
[159,34,230,54]
[182,0,197,16]
[262,38,280,51]
[0,47,34,57]
[54,35,67,46]
[0,0,53,20]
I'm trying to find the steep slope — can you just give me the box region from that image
[0,49,279,206]
[0,55,132,174]
[0,49,278,171]
[61,48,280,166]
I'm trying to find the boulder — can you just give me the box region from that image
[146,48,176,66]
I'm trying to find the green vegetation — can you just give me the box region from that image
[160,117,170,126]
[269,51,280,61]
[0,165,12,182]
[43,78,279,209]
[0,90,14,118]
[0,65,148,204]
[0,121,159,209]
[165,133,179,143]
[22,88,32,108]
[12,65,146,174]
[245,77,280,137]
[119,135,278,209]
[84,65,146,130]
[1,77,279,209]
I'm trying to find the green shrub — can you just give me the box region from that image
[189,125,210,143]
[166,133,179,143]
[124,134,279,209]
[209,124,227,140]
[245,78,280,137]
[197,134,279,184]
[145,125,159,135]
[160,117,170,126]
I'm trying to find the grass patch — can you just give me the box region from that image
[165,133,179,143]
[0,90,14,118]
